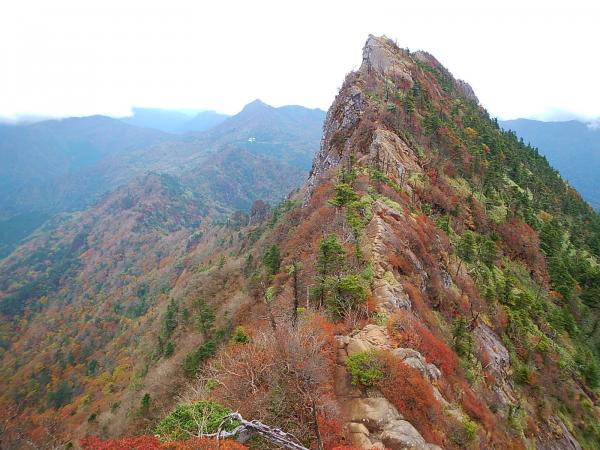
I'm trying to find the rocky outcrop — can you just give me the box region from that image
[392,348,441,382]
[306,35,416,201]
[248,199,270,225]
[455,79,479,104]
[347,397,403,428]
[361,35,414,84]
[346,397,442,450]
[537,417,583,450]
[335,325,445,449]
[345,324,392,356]
[361,129,420,189]
[381,420,443,450]
[317,34,587,450]
[473,323,516,405]
[305,82,364,200]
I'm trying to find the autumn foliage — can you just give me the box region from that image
[387,310,458,375]
[80,436,247,450]
[377,352,443,445]
[498,218,547,280]
[461,388,495,431]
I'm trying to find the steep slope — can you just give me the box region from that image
[182,146,305,211]
[4,36,600,450]
[150,35,600,450]
[0,173,207,440]
[500,118,600,209]
[0,116,173,257]
[0,107,322,447]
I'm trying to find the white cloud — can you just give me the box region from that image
[588,120,600,130]
[1,0,599,120]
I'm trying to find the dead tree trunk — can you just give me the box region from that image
[291,261,300,326]
[209,413,309,450]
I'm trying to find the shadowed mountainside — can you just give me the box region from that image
[501,118,600,209]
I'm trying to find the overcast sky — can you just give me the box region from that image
[1,0,599,122]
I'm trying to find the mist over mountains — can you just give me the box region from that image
[120,108,230,134]
[0,101,325,257]
[2,38,600,449]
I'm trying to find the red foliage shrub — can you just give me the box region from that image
[378,182,410,206]
[470,197,490,233]
[80,436,247,450]
[388,251,414,275]
[402,282,436,328]
[387,310,458,375]
[352,113,377,153]
[378,352,442,445]
[462,388,495,431]
[318,415,346,450]
[364,295,378,315]
[442,160,457,177]
[497,218,547,280]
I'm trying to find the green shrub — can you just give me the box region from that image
[183,340,217,378]
[193,298,215,336]
[263,245,281,276]
[154,400,238,440]
[231,326,250,344]
[325,274,368,318]
[346,351,384,387]
[164,341,175,358]
[463,418,477,442]
[329,183,359,207]
[139,393,151,416]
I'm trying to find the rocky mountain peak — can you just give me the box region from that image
[305,35,479,200]
[360,34,412,76]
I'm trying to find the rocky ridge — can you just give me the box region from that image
[304,35,591,450]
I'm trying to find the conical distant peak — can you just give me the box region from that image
[241,99,272,112]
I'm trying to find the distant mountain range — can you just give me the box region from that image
[120,107,230,134]
[500,118,600,209]
[0,101,325,257]
[3,35,600,449]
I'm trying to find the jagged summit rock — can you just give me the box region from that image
[361,35,412,78]
[306,35,479,200]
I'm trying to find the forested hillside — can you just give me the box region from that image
[500,118,600,209]
[2,36,600,450]
[0,102,324,257]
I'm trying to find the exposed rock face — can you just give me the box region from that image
[361,35,414,84]
[305,80,364,199]
[306,35,418,201]
[335,325,445,450]
[392,348,441,382]
[248,199,270,225]
[473,323,516,405]
[345,324,392,356]
[347,397,403,428]
[455,79,479,104]
[381,420,443,450]
[346,397,442,450]
[537,417,583,450]
[362,129,420,190]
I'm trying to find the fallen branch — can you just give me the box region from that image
[205,412,309,450]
